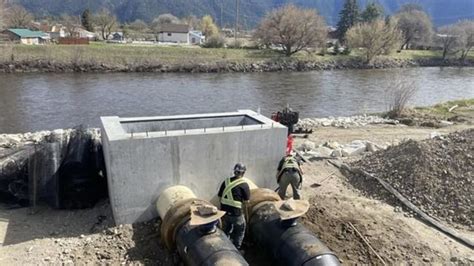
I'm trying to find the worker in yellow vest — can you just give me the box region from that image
[276,154,303,200]
[217,163,250,250]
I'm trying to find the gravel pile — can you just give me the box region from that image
[350,129,473,228]
[298,115,398,129]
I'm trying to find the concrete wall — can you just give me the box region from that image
[101,110,287,224]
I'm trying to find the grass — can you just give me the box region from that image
[0,43,473,66]
[414,99,474,118]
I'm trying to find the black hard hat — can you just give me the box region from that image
[233,163,247,174]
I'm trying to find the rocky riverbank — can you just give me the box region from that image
[0,57,472,73]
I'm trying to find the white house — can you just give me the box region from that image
[189,30,205,45]
[158,24,190,44]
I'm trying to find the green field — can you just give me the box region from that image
[0,43,473,66]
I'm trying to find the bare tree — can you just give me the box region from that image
[395,9,433,49]
[129,19,149,33]
[347,19,403,63]
[455,20,474,62]
[436,25,461,60]
[254,4,327,56]
[0,0,6,29]
[385,76,418,119]
[182,15,200,30]
[94,9,117,40]
[61,14,81,37]
[154,13,180,25]
[6,4,34,28]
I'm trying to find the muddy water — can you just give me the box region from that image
[0,67,473,133]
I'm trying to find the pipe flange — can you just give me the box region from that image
[247,188,280,220]
[161,198,209,249]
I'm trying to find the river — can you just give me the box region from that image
[0,67,473,133]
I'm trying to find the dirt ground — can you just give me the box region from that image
[0,124,473,265]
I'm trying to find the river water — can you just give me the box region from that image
[0,67,473,133]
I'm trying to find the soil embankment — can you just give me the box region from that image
[1,57,473,73]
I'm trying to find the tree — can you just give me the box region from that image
[336,0,360,42]
[154,13,180,25]
[81,9,94,32]
[361,3,383,23]
[254,5,327,57]
[6,5,34,28]
[129,19,149,33]
[0,0,6,29]
[183,15,200,30]
[436,25,461,60]
[61,14,81,37]
[151,14,180,41]
[399,3,424,13]
[395,9,433,49]
[200,15,218,37]
[455,20,474,62]
[346,19,403,63]
[94,9,117,40]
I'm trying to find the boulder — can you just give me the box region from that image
[342,144,366,157]
[313,146,333,157]
[366,142,378,152]
[299,141,316,152]
[324,141,341,150]
[331,149,343,157]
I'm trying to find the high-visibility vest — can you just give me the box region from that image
[220,177,246,209]
[282,156,299,171]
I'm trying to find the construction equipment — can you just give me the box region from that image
[272,106,312,135]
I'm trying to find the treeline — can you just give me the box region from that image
[254,1,473,62]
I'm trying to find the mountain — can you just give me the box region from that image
[15,0,474,27]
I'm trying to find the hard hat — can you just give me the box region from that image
[233,163,247,175]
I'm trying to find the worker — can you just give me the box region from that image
[217,163,250,250]
[276,154,303,200]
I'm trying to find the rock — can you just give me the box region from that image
[341,144,366,157]
[430,132,442,139]
[324,141,341,150]
[366,142,378,152]
[312,146,333,157]
[299,141,316,152]
[439,120,454,127]
[331,149,343,157]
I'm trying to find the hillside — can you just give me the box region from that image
[15,0,474,27]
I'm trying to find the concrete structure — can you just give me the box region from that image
[101,110,287,224]
[158,24,190,44]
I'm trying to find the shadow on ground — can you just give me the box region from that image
[0,200,113,246]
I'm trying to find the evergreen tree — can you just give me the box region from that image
[361,3,383,23]
[336,0,360,42]
[81,9,94,32]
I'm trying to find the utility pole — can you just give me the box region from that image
[220,0,224,28]
[234,0,239,42]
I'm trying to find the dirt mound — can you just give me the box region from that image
[68,219,177,265]
[302,197,441,264]
[350,129,473,229]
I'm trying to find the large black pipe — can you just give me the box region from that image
[176,222,248,266]
[249,202,340,266]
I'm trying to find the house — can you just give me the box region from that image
[48,25,68,40]
[158,24,190,44]
[2,28,49,45]
[189,31,205,45]
[75,28,96,40]
[110,32,125,42]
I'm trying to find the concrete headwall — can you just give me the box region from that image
[101,110,287,224]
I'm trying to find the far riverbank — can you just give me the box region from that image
[0,44,473,73]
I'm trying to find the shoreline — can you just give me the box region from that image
[1,57,473,74]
